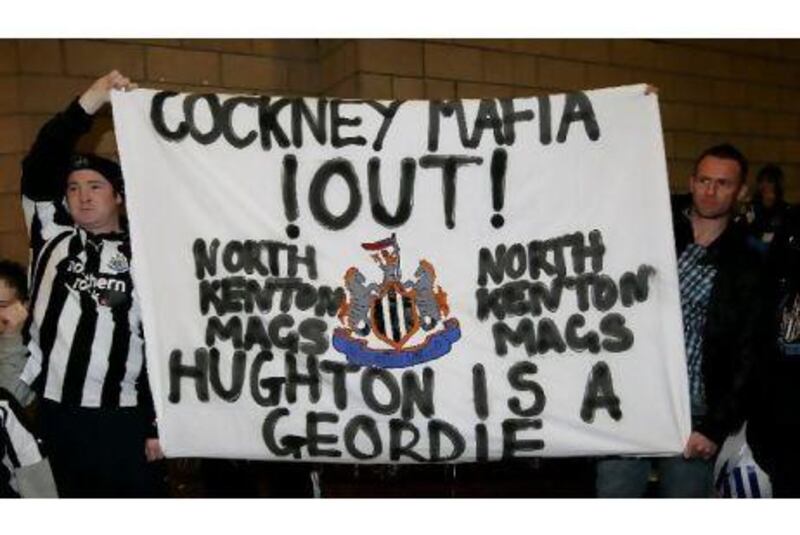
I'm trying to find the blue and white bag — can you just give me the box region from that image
[714,423,772,498]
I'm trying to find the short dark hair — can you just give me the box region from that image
[67,153,125,197]
[755,163,784,202]
[0,260,27,302]
[693,143,749,183]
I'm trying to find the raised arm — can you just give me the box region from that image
[20,70,136,202]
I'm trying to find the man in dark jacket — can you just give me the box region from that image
[597,143,766,497]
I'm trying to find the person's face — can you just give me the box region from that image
[66,169,122,234]
[758,180,777,208]
[0,279,20,335]
[0,279,18,309]
[689,156,743,220]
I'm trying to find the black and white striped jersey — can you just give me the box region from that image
[1,388,44,497]
[19,99,153,413]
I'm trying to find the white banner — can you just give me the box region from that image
[112,84,690,462]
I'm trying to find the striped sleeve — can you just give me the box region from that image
[21,98,92,265]
[0,388,44,469]
[19,229,74,393]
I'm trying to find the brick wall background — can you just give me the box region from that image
[3,38,800,266]
[0,38,319,264]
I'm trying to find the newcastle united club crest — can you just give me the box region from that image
[332,234,461,368]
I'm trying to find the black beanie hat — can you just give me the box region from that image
[68,153,125,197]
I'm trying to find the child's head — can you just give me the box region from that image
[0,260,27,336]
[0,259,27,315]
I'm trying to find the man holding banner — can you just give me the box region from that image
[597,144,766,497]
[18,71,164,497]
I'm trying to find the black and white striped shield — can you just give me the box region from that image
[370,281,420,349]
